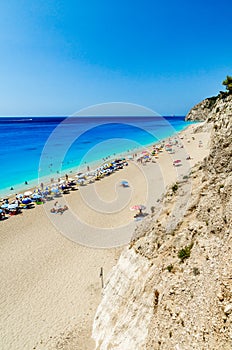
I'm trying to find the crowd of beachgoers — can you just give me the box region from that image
[0,122,211,350]
[0,135,196,221]
[0,158,129,220]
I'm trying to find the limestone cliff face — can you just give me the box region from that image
[92,249,155,350]
[185,92,232,121]
[92,94,232,349]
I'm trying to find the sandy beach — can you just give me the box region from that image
[0,123,211,350]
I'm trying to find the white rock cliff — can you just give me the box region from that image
[92,94,232,349]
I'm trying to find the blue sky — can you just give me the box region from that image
[0,0,231,116]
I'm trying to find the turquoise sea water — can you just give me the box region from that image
[0,116,194,196]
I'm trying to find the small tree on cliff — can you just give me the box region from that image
[222,75,232,94]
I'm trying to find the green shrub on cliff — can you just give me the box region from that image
[178,243,193,262]
[222,75,232,94]
[172,183,178,193]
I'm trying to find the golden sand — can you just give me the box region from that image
[0,123,211,349]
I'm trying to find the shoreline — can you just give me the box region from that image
[0,122,196,200]
[0,121,211,349]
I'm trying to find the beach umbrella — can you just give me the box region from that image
[58,179,66,184]
[75,174,86,179]
[51,187,59,193]
[76,172,84,178]
[24,191,32,196]
[1,204,8,209]
[77,179,85,184]
[22,198,32,204]
[130,205,146,211]
[173,159,181,164]
[121,181,129,187]
[32,194,42,199]
[42,190,50,196]
[8,203,18,209]
[16,194,23,199]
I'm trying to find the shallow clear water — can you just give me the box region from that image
[0,116,194,196]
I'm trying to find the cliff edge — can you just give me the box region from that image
[186,92,232,122]
[92,94,232,350]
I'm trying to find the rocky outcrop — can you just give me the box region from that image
[93,94,232,349]
[92,249,155,350]
[185,92,232,121]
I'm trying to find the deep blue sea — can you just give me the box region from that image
[0,116,194,196]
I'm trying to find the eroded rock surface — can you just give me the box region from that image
[93,94,232,349]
